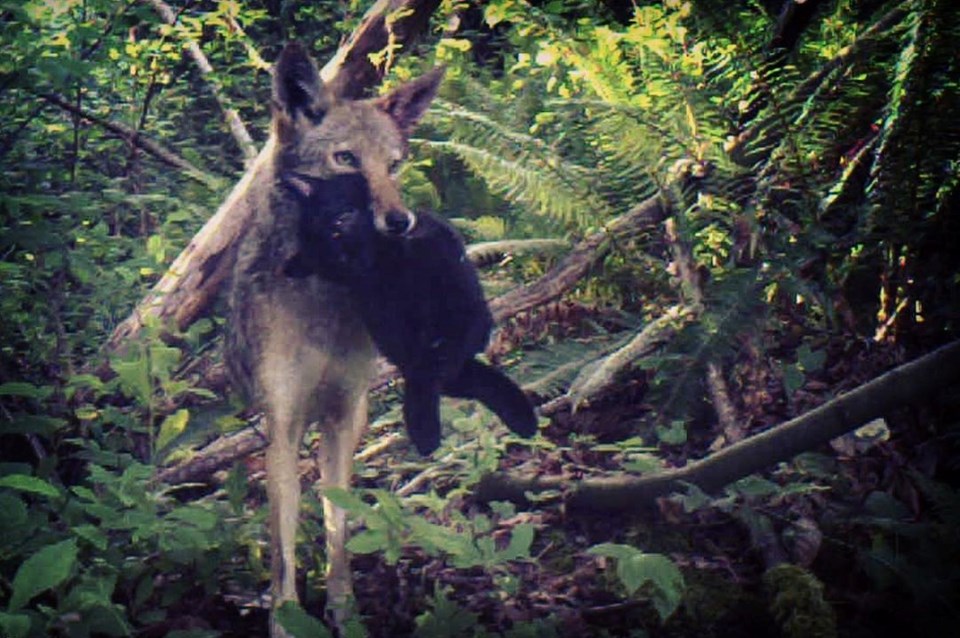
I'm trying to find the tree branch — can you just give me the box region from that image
[143,0,258,162]
[38,92,222,189]
[476,339,960,512]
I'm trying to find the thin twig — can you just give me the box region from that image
[38,92,222,189]
[142,0,259,163]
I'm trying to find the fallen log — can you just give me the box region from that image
[476,339,960,512]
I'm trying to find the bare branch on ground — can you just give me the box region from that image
[476,339,960,512]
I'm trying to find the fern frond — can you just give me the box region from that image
[424,140,609,226]
[866,0,960,241]
[510,329,641,400]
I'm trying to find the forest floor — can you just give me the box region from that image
[149,327,959,638]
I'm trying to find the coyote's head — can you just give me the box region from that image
[271,43,443,236]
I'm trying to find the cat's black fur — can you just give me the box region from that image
[283,173,536,454]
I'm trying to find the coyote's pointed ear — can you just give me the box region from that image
[272,43,332,141]
[375,67,445,134]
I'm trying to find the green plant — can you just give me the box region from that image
[275,601,334,638]
[587,543,685,622]
[0,457,261,637]
[326,488,534,570]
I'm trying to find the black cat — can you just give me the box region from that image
[282,173,537,455]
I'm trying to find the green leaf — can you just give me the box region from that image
[149,344,182,385]
[168,506,218,531]
[0,612,31,638]
[275,601,333,638]
[0,474,60,498]
[66,373,105,394]
[72,524,109,551]
[796,345,826,373]
[588,544,685,621]
[322,487,373,517]
[502,523,535,561]
[488,501,517,518]
[677,482,712,513]
[729,475,780,498]
[414,589,479,638]
[371,489,405,527]
[0,382,53,400]
[111,356,151,404]
[623,452,663,474]
[0,493,28,533]
[70,485,98,501]
[9,538,78,611]
[346,530,388,554]
[408,518,475,560]
[156,408,189,451]
[782,364,804,397]
[655,420,687,445]
[1,414,65,435]
[642,554,684,620]
[225,462,248,514]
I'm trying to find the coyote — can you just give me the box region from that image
[283,174,537,454]
[226,43,443,635]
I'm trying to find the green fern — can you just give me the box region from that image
[510,328,642,401]
[423,139,607,227]
[866,0,960,240]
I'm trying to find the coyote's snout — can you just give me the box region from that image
[226,43,442,636]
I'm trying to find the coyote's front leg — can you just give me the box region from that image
[316,391,369,628]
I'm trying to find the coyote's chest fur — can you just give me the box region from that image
[228,184,374,424]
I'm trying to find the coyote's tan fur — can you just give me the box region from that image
[225,43,442,635]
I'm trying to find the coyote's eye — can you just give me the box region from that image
[333,150,360,169]
[388,159,403,176]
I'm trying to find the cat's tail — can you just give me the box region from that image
[445,358,537,438]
